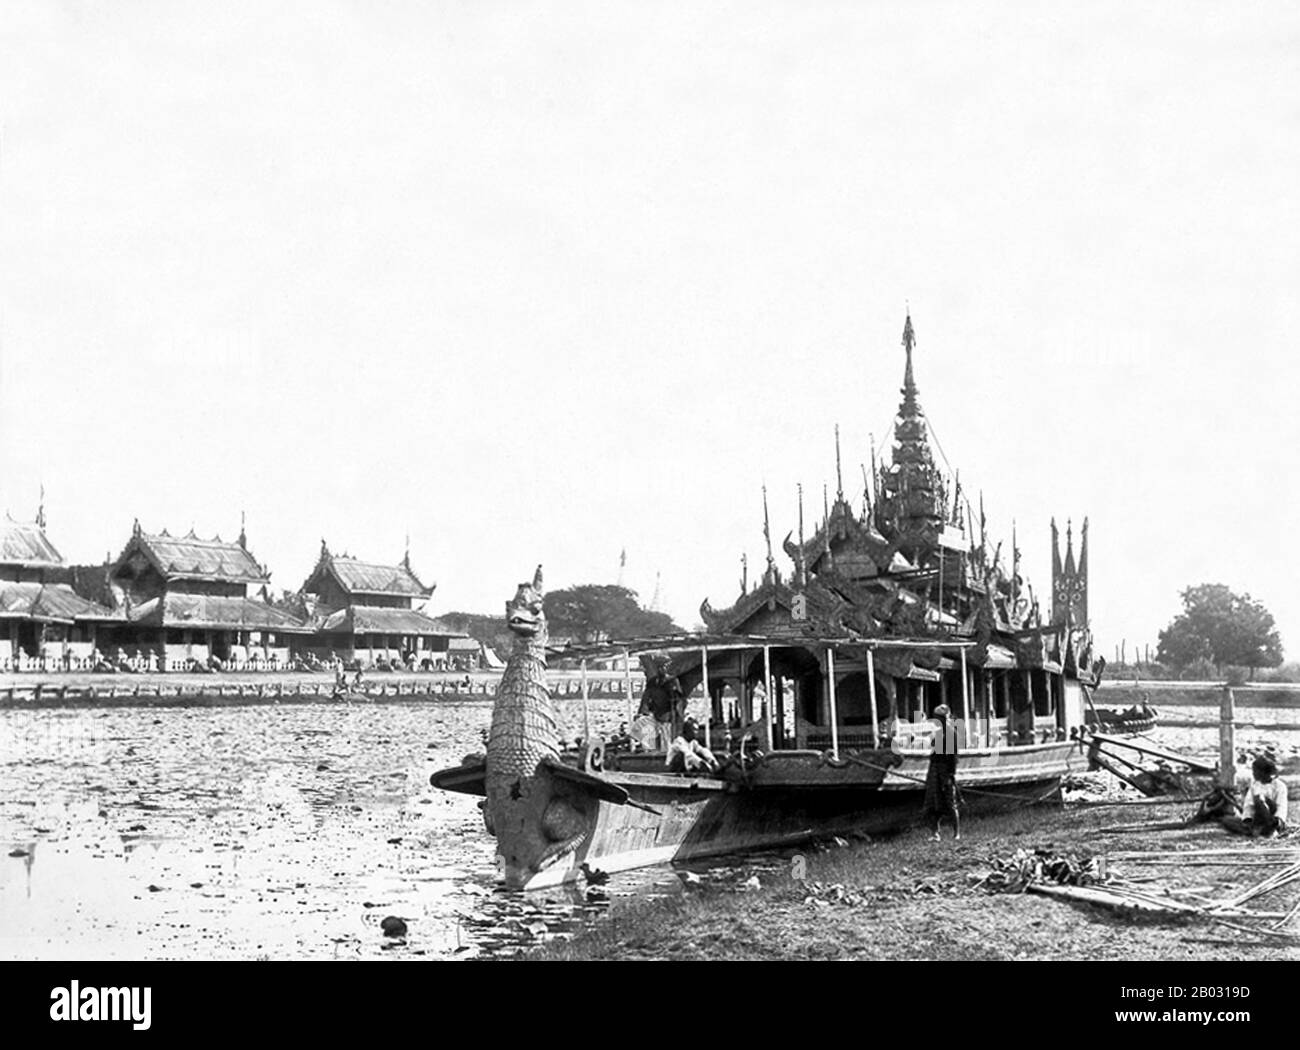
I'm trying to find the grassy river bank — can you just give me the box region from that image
[527,800,1299,962]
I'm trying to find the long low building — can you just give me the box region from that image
[1,511,484,673]
[1,514,120,671]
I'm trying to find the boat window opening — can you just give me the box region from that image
[1033,669,1054,718]
[800,672,821,726]
[943,669,961,719]
[1008,670,1034,743]
[927,680,944,717]
[833,671,877,726]
[907,680,925,722]
[970,668,989,744]
[992,670,1010,718]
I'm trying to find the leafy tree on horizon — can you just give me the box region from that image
[435,612,514,659]
[544,584,679,644]
[440,584,679,656]
[1156,583,1283,678]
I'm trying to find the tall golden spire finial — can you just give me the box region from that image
[834,424,844,503]
[901,308,918,403]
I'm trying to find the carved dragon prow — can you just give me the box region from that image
[478,566,601,889]
[429,566,659,888]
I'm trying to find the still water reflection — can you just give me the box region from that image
[0,698,779,960]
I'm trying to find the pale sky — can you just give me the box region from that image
[2,2,1297,661]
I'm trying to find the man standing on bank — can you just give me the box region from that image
[924,704,961,841]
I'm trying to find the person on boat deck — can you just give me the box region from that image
[667,718,719,774]
[1233,755,1289,838]
[639,669,685,750]
[923,704,961,842]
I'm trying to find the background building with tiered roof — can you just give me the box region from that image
[295,542,474,669]
[104,519,310,669]
[0,504,121,671]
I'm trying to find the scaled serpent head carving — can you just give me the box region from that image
[487,565,589,888]
[505,565,546,641]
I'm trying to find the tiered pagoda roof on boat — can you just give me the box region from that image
[698,312,1100,688]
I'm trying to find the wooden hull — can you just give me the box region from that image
[518,739,1085,890]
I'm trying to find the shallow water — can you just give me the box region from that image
[3,695,1294,960]
[0,696,706,960]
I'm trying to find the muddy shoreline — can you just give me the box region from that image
[2,685,1295,961]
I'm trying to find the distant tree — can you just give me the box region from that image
[436,612,513,660]
[544,584,679,644]
[1156,583,1283,678]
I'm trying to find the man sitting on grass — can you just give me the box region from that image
[1235,754,1288,838]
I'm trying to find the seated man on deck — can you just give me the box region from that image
[666,718,719,774]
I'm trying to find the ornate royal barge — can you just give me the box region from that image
[433,314,1108,889]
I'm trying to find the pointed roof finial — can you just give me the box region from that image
[133,517,142,538]
[902,308,917,396]
[36,483,46,530]
[869,434,879,508]
[797,483,807,585]
[740,552,748,595]
[238,510,247,550]
[834,424,844,503]
[762,485,775,581]
[403,532,411,569]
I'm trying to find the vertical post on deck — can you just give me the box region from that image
[827,646,840,761]
[580,658,591,741]
[623,649,634,729]
[763,644,774,750]
[1022,668,1033,743]
[866,645,879,749]
[1219,686,1235,790]
[959,646,971,747]
[701,646,711,747]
